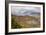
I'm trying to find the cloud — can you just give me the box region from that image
[11,6,40,16]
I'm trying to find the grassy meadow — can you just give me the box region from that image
[11,15,40,29]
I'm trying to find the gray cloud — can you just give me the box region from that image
[11,6,41,16]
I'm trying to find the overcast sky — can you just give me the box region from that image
[11,6,41,16]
